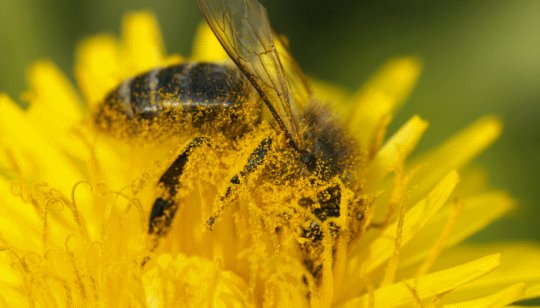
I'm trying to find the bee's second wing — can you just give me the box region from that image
[275,36,313,120]
[198,0,304,149]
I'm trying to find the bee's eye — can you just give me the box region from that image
[300,150,317,173]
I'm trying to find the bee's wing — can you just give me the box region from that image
[275,35,313,119]
[198,0,309,149]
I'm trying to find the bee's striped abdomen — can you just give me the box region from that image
[95,62,257,137]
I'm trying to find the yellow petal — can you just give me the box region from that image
[25,61,82,125]
[366,115,428,187]
[523,283,540,302]
[337,254,501,308]
[191,22,228,62]
[0,95,80,193]
[399,192,516,269]
[444,283,525,308]
[361,171,458,271]
[0,265,25,307]
[432,243,540,303]
[0,179,41,250]
[347,57,422,152]
[409,116,501,204]
[342,171,459,300]
[453,168,489,196]
[24,61,88,161]
[121,12,166,76]
[75,34,122,108]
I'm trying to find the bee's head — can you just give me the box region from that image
[300,104,356,181]
[299,149,336,181]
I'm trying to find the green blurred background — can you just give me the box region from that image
[0,0,539,241]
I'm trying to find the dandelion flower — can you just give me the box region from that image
[0,6,540,308]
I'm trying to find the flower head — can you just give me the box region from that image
[0,8,539,307]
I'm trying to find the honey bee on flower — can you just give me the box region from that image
[0,0,539,306]
[95,0,362,276]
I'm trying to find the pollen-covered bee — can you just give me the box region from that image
[95,0,362,277]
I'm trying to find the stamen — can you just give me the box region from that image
[416,198,463,277]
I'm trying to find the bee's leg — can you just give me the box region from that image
[207,137,272,228]
[148,136,210,237]
[300,183,342,243]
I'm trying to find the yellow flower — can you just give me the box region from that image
[0,10,539,308]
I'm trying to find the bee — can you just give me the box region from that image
[95,0,360,276]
